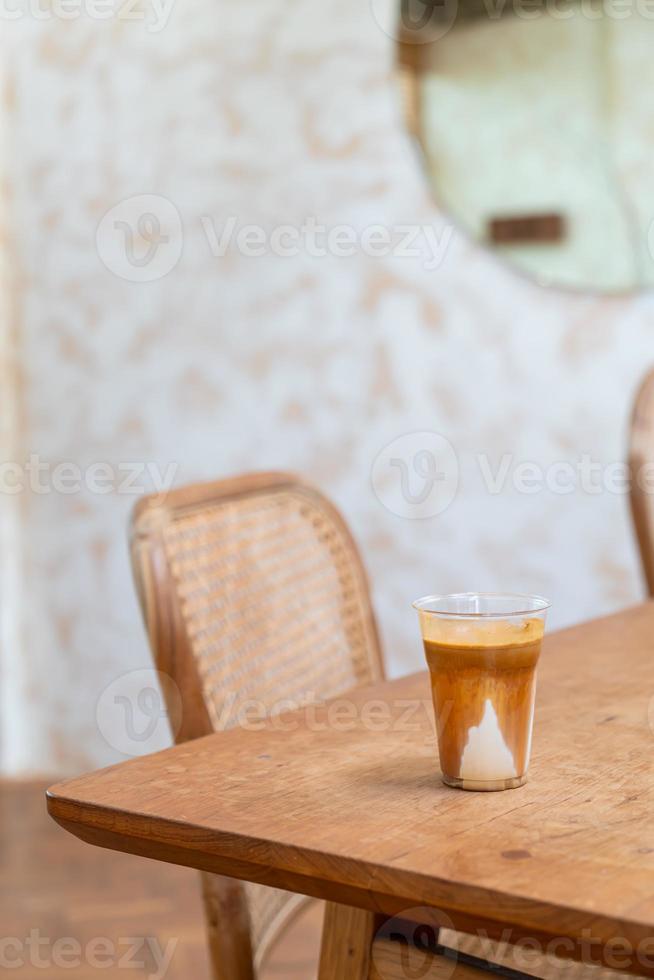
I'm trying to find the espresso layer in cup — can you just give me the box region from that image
[422,619,543,783]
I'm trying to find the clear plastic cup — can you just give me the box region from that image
[413,593,550,791]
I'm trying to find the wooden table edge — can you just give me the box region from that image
[45,786,654,972]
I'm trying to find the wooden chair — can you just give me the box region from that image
[629,367,654,597]
[129,472,384,979]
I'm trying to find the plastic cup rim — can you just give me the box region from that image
[412,591,551,620]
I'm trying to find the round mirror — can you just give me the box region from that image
[396,0,654,292]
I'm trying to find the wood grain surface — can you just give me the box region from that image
[48,604,654,975]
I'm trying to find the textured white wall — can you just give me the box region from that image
[1,0,651,775]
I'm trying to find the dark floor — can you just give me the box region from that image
[1,780,322,978]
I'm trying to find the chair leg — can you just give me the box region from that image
[200,872,255,980]
[318,902,376,980]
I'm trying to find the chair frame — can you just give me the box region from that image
[629,369,654,597]
[129,471,384,980]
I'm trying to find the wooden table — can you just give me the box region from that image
[48,604,654,978]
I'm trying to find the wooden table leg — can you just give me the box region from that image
[318,902,376,980]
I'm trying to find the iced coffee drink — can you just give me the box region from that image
[414,593,549,791]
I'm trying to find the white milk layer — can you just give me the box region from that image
[459,698,517,781]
